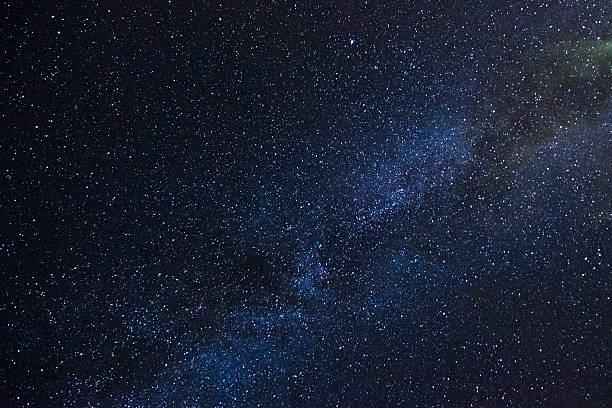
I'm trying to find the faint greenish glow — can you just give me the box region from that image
[547,40,612,78]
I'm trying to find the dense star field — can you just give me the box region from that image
[2,1,611,406]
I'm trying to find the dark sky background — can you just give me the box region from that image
[2,1,611,406]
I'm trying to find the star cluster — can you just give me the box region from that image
[2,1,611,406]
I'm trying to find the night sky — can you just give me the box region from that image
[2,1,611,406]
